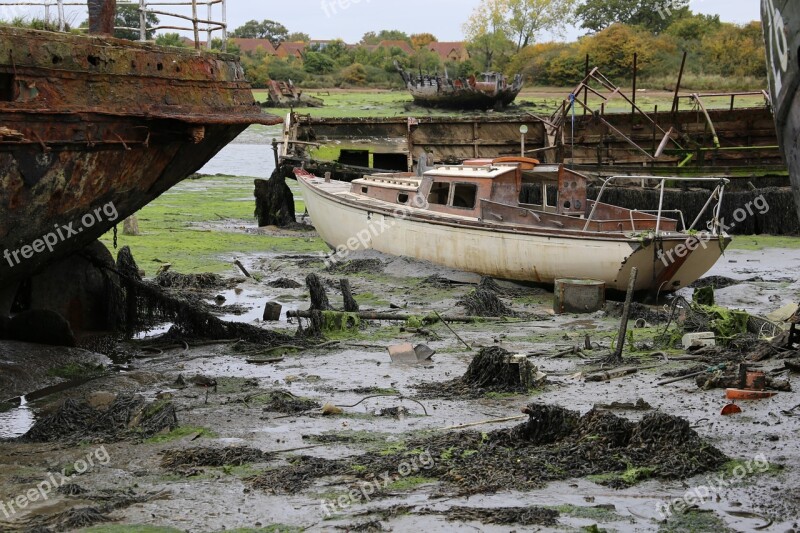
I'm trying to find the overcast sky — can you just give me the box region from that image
[234,0,760,42]
[2,0,761,43]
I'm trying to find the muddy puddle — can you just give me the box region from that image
[1,239,799,532]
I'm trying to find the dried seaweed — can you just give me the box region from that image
[268,278,303,289]
[155,271,225,290]
[161,447,271,470]
[416,347,539,398]
[247,404,726,497]
[422,505,559,526]
[327,258,384,275]
[22,395,177,443]
[458,288,516,317]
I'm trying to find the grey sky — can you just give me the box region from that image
[237,0,760,42]
[1,0,761,43]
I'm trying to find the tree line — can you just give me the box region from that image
[9,0,762,91]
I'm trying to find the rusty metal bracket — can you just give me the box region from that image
[113,132,131,150]
[31,131,51,152]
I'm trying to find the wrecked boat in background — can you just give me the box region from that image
[396,63,523,110]
[296,159,731,292]
[762,0,800,222]
[0,16,280,295]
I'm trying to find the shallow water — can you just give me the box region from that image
[0,397,35,438]
[199,126,281,179]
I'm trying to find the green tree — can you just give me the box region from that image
[506,0,578,52]
[576,0,690,34]
[155,32,186,47]
[464,0,516,71]
[303,51,336,74]
[210,38,242,55]
[231,19,288,44]
[664,13,721,42]
[360,30,410,45]
[286,32,310,42]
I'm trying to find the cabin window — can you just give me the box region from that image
[0,73,15,101]
[428,182,450,205]
[451,183,478,209]
[361,186,369,194]
[397,193,409,204]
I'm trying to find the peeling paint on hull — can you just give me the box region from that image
[0,27,281,288]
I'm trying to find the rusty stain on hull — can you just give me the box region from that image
[0,27,280,288]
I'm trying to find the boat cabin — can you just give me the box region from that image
[349,159,679,234]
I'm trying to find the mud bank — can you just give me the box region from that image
[0,235,799,532]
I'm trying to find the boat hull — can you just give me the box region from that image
[409,86,522,110]
[297,175,728,292]
[763,0,800,222]
[0,27,280,289]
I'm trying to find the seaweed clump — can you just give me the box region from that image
[22,395,177,443]
[416,347,542,398]
[246,404,726,498]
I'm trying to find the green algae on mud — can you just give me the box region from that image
[727,235,800,250]
[100,174,326,275]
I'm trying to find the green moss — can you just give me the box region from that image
[658,510,732,532]
[145,426,216,444]
[321,311,361,332]
[555,504,624,522]
[99,175,327,275]
[80,527,185,533]
[47,363,105,380]
[728,235,800,251]
[385,476,437,491]
[218,527,305,533]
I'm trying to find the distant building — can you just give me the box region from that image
[309,39,336,50]
[428,42,469,62]
[275,42,307,59]
[377,40,414,55]
[230,38,277,55]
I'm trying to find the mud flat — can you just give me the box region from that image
[1,172,799,532]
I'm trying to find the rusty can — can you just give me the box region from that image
[746,371,767,391]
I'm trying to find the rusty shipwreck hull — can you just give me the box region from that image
[0,27,280,289]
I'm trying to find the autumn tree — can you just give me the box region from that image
[410,33,438,49]
[576,0,690,34]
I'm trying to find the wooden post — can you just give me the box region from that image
[672,52,687,114]
[612,267,638,362]
[632,53,638,116]
[583,54,589,116]
[192,0,200,49]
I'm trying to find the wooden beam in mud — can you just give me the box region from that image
[287,310,513,323]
